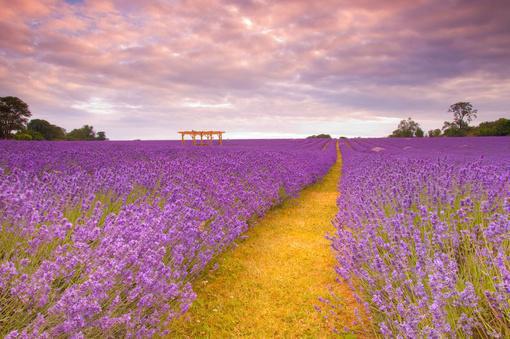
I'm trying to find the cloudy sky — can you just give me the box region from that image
[1,0,509,139]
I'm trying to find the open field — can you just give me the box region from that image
[2,0,509,337]
[0,139,335,337]
[1,137,509,338]
[334,137,510,337]
[171,144,364,337]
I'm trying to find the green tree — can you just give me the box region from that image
[306,134,331,139]
[448,102,478,129]
[442,121,469,137]
[67,125,97,140]
[27,130,44,140]
[14,132,32,140]
[96,131,107,140]
[390,117,423,137]
[0,96,32,139]
[428,129,442,137]
[27,119,66,140]
[474,118,510,136]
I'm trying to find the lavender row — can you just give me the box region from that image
[0,139,336,337]
[333,137,510,337]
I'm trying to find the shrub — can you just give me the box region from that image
[14,132,32,140]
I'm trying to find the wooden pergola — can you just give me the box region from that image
[178,130,225,145]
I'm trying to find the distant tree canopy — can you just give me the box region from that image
[0,96,32,139]
[449,102,477,129]
[27,119,66,140]
[390,117,424,138]
[66,125,108,141]
[442,102,478,136]
[67,125,96,140]
[441,122,466,137]
[0,95,108,141]
[15,121,108,141]
[428,128,442,137]
[307,134,332,139]
[472,118,510,136]
[394,103,508,138]
[96,131,107,141]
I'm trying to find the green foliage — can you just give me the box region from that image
[96,131,107,140]
[26,129,45,140]
[1,97,108,141]
[448,102,477,129]
[14,132,32,140]
[27,119,66,140]
[0,96,32,139]
[441,102,478,136]
[442,122,469,137]
[67,125,97,140]
[428,128,442,137]
[307,134,332,139]
[390,117,423,137]
[66,125,108,141]
[473,118,510,136]
[440,102,508,137]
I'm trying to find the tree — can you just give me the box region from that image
[96,131,107,140]
[390,117,423,137]
[442,121,468,137]
[26,129,44,140]
[27,119,66,140]
[67,125,97,140]
[473,118,510,136]
[428,129,442,137]
[14,132,32,140]
[448,102,477,130]
[307,134,331,139]
[0,96,32,139]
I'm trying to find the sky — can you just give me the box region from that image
[1,0,509,139]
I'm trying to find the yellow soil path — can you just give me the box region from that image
[170,145,362,338]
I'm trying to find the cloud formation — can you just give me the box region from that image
[1,0,509,138]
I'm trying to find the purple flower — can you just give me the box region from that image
[332,137,510,337]
[0,139,337,336]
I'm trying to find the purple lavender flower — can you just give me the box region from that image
[332,137,510,337]
[0,139,337,336]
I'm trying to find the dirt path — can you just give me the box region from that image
[170,146,362,338]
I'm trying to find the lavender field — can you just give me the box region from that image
[0,139,336,337]
[334,137,510,337]
[2,0,509,336]
[2,137,509,338]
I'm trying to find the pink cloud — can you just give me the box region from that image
[0,0,509,139]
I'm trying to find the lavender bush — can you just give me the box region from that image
[333,137,510,337]
[0,139,336,337]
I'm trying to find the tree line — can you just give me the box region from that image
[0,96,107,141]
[390,102,509,138]
[306,134,332,139]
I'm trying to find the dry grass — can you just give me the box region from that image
[169,147,364,338]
